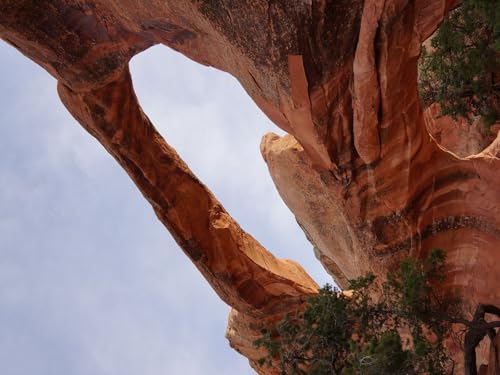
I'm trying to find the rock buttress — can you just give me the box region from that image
[1,0,500,372]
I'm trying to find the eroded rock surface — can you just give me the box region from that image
[425,103,494,158]
[1,0,499,372]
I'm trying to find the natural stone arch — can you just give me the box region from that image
[1,0,500,372]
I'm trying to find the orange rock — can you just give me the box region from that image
[1,0,499,371]
[425,103,491,157]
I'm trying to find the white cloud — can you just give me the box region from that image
[0,41,330,375]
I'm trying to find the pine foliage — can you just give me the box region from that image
[418,0,499,126]
[254,250,453,374]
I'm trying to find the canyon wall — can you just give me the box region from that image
[1,0,499,372]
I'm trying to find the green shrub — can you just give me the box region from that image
[418,0,499,127]
[254,250,452,374]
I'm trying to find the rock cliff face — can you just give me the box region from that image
[1,0,499,372]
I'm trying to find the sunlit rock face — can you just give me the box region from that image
[424,103,494,158]
[1,0,499,372]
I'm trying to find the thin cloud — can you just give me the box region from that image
[0,41,330,375]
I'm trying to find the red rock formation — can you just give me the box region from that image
[1,0,499,372]
[424,103,493,158]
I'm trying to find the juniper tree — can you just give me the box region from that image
[418,0,499,126]
[255,250,500,374]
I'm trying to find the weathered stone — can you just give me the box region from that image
[425,103,492,157]
[1,0,499,372]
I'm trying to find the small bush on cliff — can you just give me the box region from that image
[254,250,452,374]
[418,0,499,126]
[254,250,500,374]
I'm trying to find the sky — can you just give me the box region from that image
[0,41,332,375]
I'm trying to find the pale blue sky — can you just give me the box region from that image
[0,41,331,374]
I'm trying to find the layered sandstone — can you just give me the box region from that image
[424,103,494,158]
[1,0,499,373]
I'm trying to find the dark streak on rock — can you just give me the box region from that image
[142,20,196,44]
[237,279,268,309]
[407,170,478,213]
[373,215,500,257]
[181,238,204,262]
[196,0,363,91]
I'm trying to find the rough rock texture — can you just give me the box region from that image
[1,0,500,373]
[424,103,493,158]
